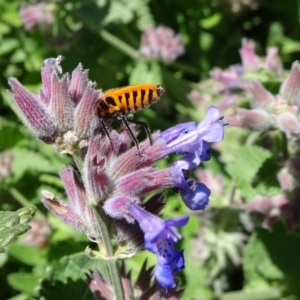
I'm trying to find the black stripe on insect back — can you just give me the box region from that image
[125,92,130,111]
[133,90,138,110]
[140,89,146,107]
[99,100,109,110]
[148,89,153,103]
[106,96,117,106]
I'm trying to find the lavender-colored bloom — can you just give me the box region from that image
[129,204,189,290]
[195,38,283,117]
[239,38,260,71]
[139,26,185,63]
[246,194,293,229]
[8,56,103,151]
[102,106,225,218]
[42,167,101,239]
[232,62,300,140]
[280,61,300,105]
[160,106,224,155]
[19,3,54,30]
[234,108,272,131]
[179,181,211,210]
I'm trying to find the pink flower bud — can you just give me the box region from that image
[236,108,273,131]
[68,64,89,105]
[280,61,300,105]
[243,80,275,109]
[73,82,102,139]
[48,73,74,132]
[276,111,300,140]
[8,78,57,143]
[265,47,283,77]
[277,168,294,191]
[239,39,260,71]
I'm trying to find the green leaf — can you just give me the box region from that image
[0,118,27,150]
[129,61,162,84]
[11,148,59,181]
[8,243,46,266]
[243,224,300,297]
[50,253,109,282]
[73,1,110,31]
[218,127,247,163]
[7,273,40,295]
[0,38,19,56]
[38,253,109,299]
[200,13,221,29]
[0,206,36,253]
[103,1,134,25]
[254,156,282,197]
[225,146,271,201]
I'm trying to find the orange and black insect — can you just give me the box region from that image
[98,84,164,153]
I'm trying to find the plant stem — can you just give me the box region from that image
[73,153,125,300]
[99,29,139,60]
[9,187,43,216]
[72,153,84,173]
[93,207,124,300]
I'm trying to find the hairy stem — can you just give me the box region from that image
[73,153,125,300]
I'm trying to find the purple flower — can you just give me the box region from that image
[199,38,283,117]
[42,167,101,239]
[8,57,226,291]
[179,181,211,210]
[139,26,185,63]
[231,62,300,140]
[160,106,225,155]
[19,2,54,31]
[128,204,189,290]
[8,57,102,150]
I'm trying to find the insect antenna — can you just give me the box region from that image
[126,118,153,146]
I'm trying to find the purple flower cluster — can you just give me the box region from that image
[8,57,225,290]
[19,2,54,30]
[8,56,101,148]
[139,26,185,63]
[188,39,283,115]
[210,38,283,93]
[229,62,300,140]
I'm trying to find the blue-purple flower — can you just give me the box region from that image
[129,204,189,289]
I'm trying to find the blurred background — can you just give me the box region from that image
[1,0,300,299]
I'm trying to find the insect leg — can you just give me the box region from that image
[100,119,114,150]
[120,115,141,155]
[126,118,153,146]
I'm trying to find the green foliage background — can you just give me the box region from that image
[1,0,300,299]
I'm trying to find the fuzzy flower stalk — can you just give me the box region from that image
[8,57,225,296]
